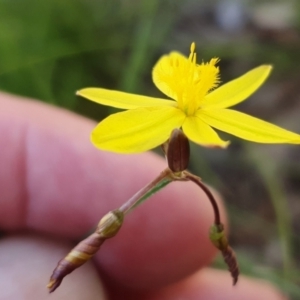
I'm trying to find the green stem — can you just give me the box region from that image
[119,168,172,215]
[130,178,171,211]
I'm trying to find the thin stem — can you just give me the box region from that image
[130,179,171,211]
[119,168,171,215]
[184,171,221,225]
[246,146,293,284]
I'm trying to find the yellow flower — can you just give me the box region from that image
[77,43,300,153]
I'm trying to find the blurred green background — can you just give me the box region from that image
[1,0,300,298]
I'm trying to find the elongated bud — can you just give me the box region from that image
[47,232,104,292]
[47,209,124,293]
[210,223,239,285]
[222,247,239,285]
[167,129,190,172]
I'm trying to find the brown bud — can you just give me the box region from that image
[209,223,239,285]
[222,247,239,285]
[47,232,104,292]
[47,210,124,293]
[167,129,190,172]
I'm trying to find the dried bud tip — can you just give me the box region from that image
[167,129,190,173]
[47,210,124,293]
[47,232,105,293]
[222,247,239,286]
[47,278,62,293]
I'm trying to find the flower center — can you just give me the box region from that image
[175,43,220,116]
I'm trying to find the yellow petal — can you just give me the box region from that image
[91,106,186,153]
[152,51,188,101]
[200,109,300,144]
[203,65,272,109]
[182,115,229,148]
[77,88,175,109]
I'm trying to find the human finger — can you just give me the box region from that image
[0,233,106,300]
[0,92,226,290]
[123,268,286,300]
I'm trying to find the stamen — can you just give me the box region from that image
[190,42,196,54]
[210,58,220,66]
[189,42,196,63]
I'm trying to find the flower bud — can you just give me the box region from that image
[222,246,239,285]
[167,129,190,172]
[210,223,239,285]
[47,232,104,292]
[47,210,124,293]
[97,209,124,238]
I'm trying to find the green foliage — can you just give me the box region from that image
[0,0,176,112]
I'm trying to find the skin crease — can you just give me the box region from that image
[0,92,286,300]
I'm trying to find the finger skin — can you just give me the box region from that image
[127,268,287,300]
[0,234,106,300]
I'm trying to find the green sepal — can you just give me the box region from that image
[209,223,228,250]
